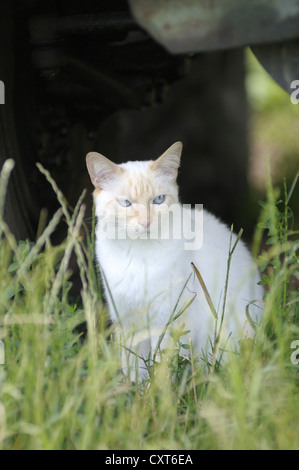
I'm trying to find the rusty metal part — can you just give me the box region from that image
[129,0,299,54]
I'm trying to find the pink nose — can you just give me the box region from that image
[140,219,150,228]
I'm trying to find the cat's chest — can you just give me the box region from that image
[97,239,187,308]
[100,241,174,285]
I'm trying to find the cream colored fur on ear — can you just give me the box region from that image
[153,141,182,180]
[86,152,121,189]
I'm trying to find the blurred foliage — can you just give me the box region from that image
[245,48,299,229]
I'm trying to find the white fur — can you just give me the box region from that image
[96,208,263,379]
[87,143,264,381]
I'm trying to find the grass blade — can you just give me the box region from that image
[191,262,218,320]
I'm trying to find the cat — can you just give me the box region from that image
[86,141,264,381]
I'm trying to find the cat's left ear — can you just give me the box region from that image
[153,141,182,181]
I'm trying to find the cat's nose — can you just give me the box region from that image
[139,219,150,228]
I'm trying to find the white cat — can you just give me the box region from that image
[86,142,263,381]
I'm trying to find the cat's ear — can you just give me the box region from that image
[86,152,121,189]
[153,141,182,181]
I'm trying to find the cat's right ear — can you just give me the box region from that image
[86,152,121,189]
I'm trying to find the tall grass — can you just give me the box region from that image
[0,160,298,450]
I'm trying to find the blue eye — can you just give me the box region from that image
[153,195,165,205]
[118,198,132,207]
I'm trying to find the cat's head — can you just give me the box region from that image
[86,142,182,240]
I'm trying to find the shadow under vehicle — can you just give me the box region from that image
[1,0,298,239]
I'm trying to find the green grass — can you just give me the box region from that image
[0,160,298,450]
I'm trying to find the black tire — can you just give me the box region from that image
[0,3,39,239]
[0,2,92,240]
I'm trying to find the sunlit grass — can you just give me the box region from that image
[0,160,298,450]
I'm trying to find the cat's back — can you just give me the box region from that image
[195,208,254,270]
[186,207,261,300]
